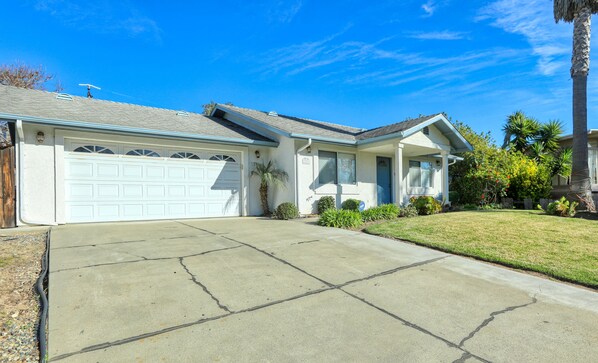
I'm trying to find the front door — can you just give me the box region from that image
[376,157,392,205]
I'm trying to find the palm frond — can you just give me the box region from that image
[554,0,598,23]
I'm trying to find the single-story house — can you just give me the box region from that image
[0,84,471,225]
[552,129,598,196]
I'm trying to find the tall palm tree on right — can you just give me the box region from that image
[554,0,598,210]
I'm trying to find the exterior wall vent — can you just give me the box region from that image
[267,111,278,117]
[423,126,430,135]
[176,111,189,117]
[56,93,73,101]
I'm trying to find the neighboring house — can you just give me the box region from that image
[552,130,598,197]
[0,85,471,225]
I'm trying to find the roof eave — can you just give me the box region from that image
[0,112,279,147]
[356,131,404,145]
[289,133,356,145]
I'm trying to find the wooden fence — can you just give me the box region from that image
[0,146,16,228]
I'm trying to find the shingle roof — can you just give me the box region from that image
[216,104,365,141]
[355,114,440,140]
[0,85,274,144]
[218,104,439,142]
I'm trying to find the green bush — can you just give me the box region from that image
[448,191,460,204]
[361,204,400,222]
[399,204,418,217]
[317,196,336,214]
[341,198,362,211]
[274,202,299,220]
[546,197,578,217]
[410,196,442,215]
[318,209,363,228]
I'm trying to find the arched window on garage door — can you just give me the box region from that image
[209,154,236,162]
[170,152,200,160]
[73,145,115,154]
[126,149,160,157]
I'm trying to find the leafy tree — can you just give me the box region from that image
[0,63,57,90]
[251,161,288,216]
[554,0,597,211]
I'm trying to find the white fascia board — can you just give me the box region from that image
[0,112,278,147]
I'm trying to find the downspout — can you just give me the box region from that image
[16,120,57,226]
[295,138,312,214]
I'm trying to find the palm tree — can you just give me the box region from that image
[554,0,598,210]
[536,120,564,153]
[502,111,540,152]
[251,161,288,216]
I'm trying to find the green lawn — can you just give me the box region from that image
[365,210,598,288]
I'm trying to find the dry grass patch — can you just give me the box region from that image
[365,210,598,288]
[0,231,47,362]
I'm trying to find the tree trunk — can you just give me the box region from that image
[259,182,270,216]
[569,5,596,211]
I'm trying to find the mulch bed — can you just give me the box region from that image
[0,231,47,363]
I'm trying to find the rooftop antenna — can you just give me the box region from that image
[78,83,101,98]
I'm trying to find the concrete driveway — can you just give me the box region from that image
[48,218,598,362]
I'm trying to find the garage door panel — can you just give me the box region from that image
[146,185,165,198]
[97,184,119,198]
[123,165,143,178]
[67,184,94,199]
[168,167,186,179]
[97,164,119,178]
[64,146,241,223]
[67,162,94,178]
[97,205,119,218]
[146,166,165,179]
[166,185,185,198]
[123,185,143,198]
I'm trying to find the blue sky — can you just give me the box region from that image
[1,0,597,140]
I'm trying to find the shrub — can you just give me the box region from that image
[448,191,460,204]
[274,202,299,220]
[410,196,442,215]
[361,204,400,222]
[399,204,418,218]
[341,198,362,211]
[546,197,578,217]
[318,209,363,228]
[317,196,336,214]
[507,152,552,201]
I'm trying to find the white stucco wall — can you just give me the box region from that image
[295,141,379,214]
[18,124,57,225]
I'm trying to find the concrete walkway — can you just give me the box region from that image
[48,218,598,362]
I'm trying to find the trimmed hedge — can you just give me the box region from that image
[317,196,336,214]
[341,198,362,211]
[318,209,363,228]
[274,202,299,220]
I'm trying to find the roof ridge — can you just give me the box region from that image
[0,84,202,116]
[220,104,365,132]
[359,113,441,134]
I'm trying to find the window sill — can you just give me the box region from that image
[315,183,359,195]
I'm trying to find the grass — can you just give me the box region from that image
[365,210,598,288]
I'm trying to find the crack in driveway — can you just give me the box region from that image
[458,297,538,347]
[178,257,231,313]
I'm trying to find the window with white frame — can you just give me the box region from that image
[318,151,356,185]
[409,161,433,188]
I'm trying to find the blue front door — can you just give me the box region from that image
[376,157,392,205]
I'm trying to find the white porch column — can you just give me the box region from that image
[395,143,404,206]
[441,150,449,205]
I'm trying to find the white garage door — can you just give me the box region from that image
[64,141,241,223]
